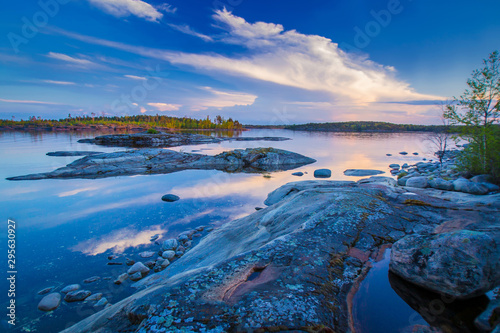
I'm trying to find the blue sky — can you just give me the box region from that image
[1,0,499,124]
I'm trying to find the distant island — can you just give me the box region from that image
[248,121,464,133]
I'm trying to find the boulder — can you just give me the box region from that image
[428,178,454,191]
[161,194,180,202]
[343,169,385,177]
[64,290,91,302]
[127,262,150,276]
[405,177,428,188]
[162,239,178,251]
[313,169,331,178]
[390,230,500,298]
[453,179,489,195]
[38,293,61,311]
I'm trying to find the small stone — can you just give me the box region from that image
[389,164,400,169]
[37,287,55,295]
[399,151,408,155]
[114,273,128,285]
[175,251,184,257]
[178,234,189,242]
[314,169,331,178]
[413,152,419,155]
[193,233,202,238]
[139,251,155,258]
[162,250,176,260]
[292,172,304,176]
[205,227,214,232]
[107,262,123,266]
[95,297,108,307]
[127,262,150,276]
[161,194,180,202]
[38,293,61,312]
[85,293,103,302]
[83,276,100,284]
[255,207,263,211]
[150,234,159,242]
[144,261,155,269]
[126,259,135,266]
[61,284,80,294]
[129,272,143,281]
[64,290,91,302]
[107,255,119,260]
[195,226,204,232]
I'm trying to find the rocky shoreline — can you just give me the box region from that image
[6,148,316,180]
[59,177,499,333]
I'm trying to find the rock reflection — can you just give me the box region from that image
[389,272,489,333]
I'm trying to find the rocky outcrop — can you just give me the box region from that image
[390,230,500,299]
[60,180,500,333]
[78,132,290,148]
[7,148,316,180]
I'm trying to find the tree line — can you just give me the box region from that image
[0,114,243,130]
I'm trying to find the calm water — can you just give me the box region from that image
[0,129,438,332]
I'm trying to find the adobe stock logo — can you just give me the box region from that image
[340,0,414,53]
[7,0,72,53]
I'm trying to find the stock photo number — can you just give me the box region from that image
[7,218,16,326]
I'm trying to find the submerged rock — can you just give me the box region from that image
[37,286,55,295]
[8,148,316,180]
[83,276,100,284]
[390,230,500,298]
[64,290,91,302]
[114,273,128,285]
[61,284,80,294]
[344,169,385,177]
[38,293,62,312]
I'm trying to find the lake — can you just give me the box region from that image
[0,129,439,332]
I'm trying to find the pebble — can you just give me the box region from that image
[161,194,180,202]
[61,284,80,294]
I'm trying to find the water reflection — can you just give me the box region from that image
[389,272,489,333]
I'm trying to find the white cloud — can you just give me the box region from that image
[43,80,76,85]
[47,52,94,66]
[168,24,213,42]
[147,102,182,111]
[124,74,147,80]
[0,98,62,105]
[157,3,177,14]
[191,87,257,111]
[88,0,163,22]
[140,106,147,113]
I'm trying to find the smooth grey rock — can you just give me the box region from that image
[389,164,400,169]
[61,284,80,294]
[314,169,331,178]
[64,290,91,302]
[264,180,355,206]
[357,176,396,187]
[114,273,128,285]
[344,169,385,177]
[161,194,180,202]
[402,163,409,169]
[406,177,428,188]
[390,230,500,298]
[453,179,489,195]
[8,148,316,180]
[37,287,54,295]
[292,172,304,176]
[127,262,150,276]
[397,175,412,186]
[38,293,61,311]
[178,234,189,242]
[162,239,178,251]
[428,178,454,191]
[162,250,176,260]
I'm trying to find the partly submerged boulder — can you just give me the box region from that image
[390,230,500,299]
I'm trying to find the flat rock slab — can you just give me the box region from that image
[60,181,500,333]
[78,132,290,148]
[47,151,104,157]
[344,169,385,177]
[7,148,316,180]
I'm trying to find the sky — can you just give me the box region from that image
[1,0,499,125]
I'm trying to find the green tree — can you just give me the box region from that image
[444,51,500,179]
